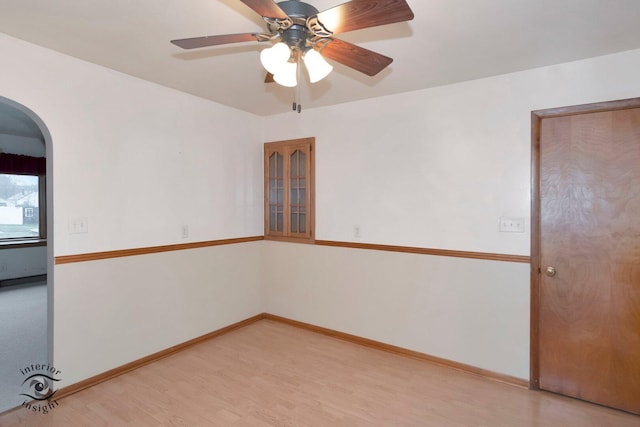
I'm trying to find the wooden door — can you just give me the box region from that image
[535,103,640,414]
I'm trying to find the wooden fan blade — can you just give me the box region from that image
[319,38,392,76]
[171,33,260,49]
[313,0,414,35]
[239,0,289,19]
[265,72,275,83]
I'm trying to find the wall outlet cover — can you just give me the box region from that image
[499,217,526,233]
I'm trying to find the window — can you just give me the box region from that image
[0,174,44,240]
[264,137,315,242]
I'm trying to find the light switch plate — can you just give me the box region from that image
[499,217,525,233]
[69,217,88,234]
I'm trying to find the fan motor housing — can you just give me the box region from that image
[277,1,319,49]
[277,1,319,18]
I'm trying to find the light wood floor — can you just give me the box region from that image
[1,319,639,426]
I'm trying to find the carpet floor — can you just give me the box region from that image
[0,282,47,413]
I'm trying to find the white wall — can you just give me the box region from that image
[264,242,530,378]
[55,242,263,385]
[264,49,640,254]
[0,34,265,386]
[262,49,640,379]
[3,29,639,387]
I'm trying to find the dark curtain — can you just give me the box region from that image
[0,153,46,176]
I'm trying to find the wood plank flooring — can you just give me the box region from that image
[1,319,639,426]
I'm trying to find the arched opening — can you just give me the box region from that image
[0,97,53,412]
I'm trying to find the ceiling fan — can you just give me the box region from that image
[171,0,414,111]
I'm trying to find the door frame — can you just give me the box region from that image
[0,96,54,370]
[529,97,640,390]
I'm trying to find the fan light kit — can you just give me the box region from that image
[171,0,415,112]
[260,42,333,86]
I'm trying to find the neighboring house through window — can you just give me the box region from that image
[0,173,44,240]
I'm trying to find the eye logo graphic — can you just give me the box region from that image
[21,374,59,401]
[19,364,62,415]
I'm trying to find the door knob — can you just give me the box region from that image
[544,266,557,277]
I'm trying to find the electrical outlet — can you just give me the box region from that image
[181,225,189,239]
[499,217,525,233]
[353,225,361,238]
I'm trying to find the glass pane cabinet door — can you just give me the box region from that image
[289,149,307,235]
[268,151,284,233]
[264,137,314,242]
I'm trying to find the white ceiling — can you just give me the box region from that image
[2,0,640,116]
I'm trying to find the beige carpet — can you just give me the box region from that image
[0,282,47,413]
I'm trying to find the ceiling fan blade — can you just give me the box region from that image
[171,33,261,49]
[312,0,414,35]
[239,0,289,19]
[319,38,392,76]
[265,72,275,83]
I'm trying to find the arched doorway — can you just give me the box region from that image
[0,97,53,412]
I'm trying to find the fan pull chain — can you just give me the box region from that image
[294,55,302,113]
[295,84,301,113]
[293,96,301,113]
